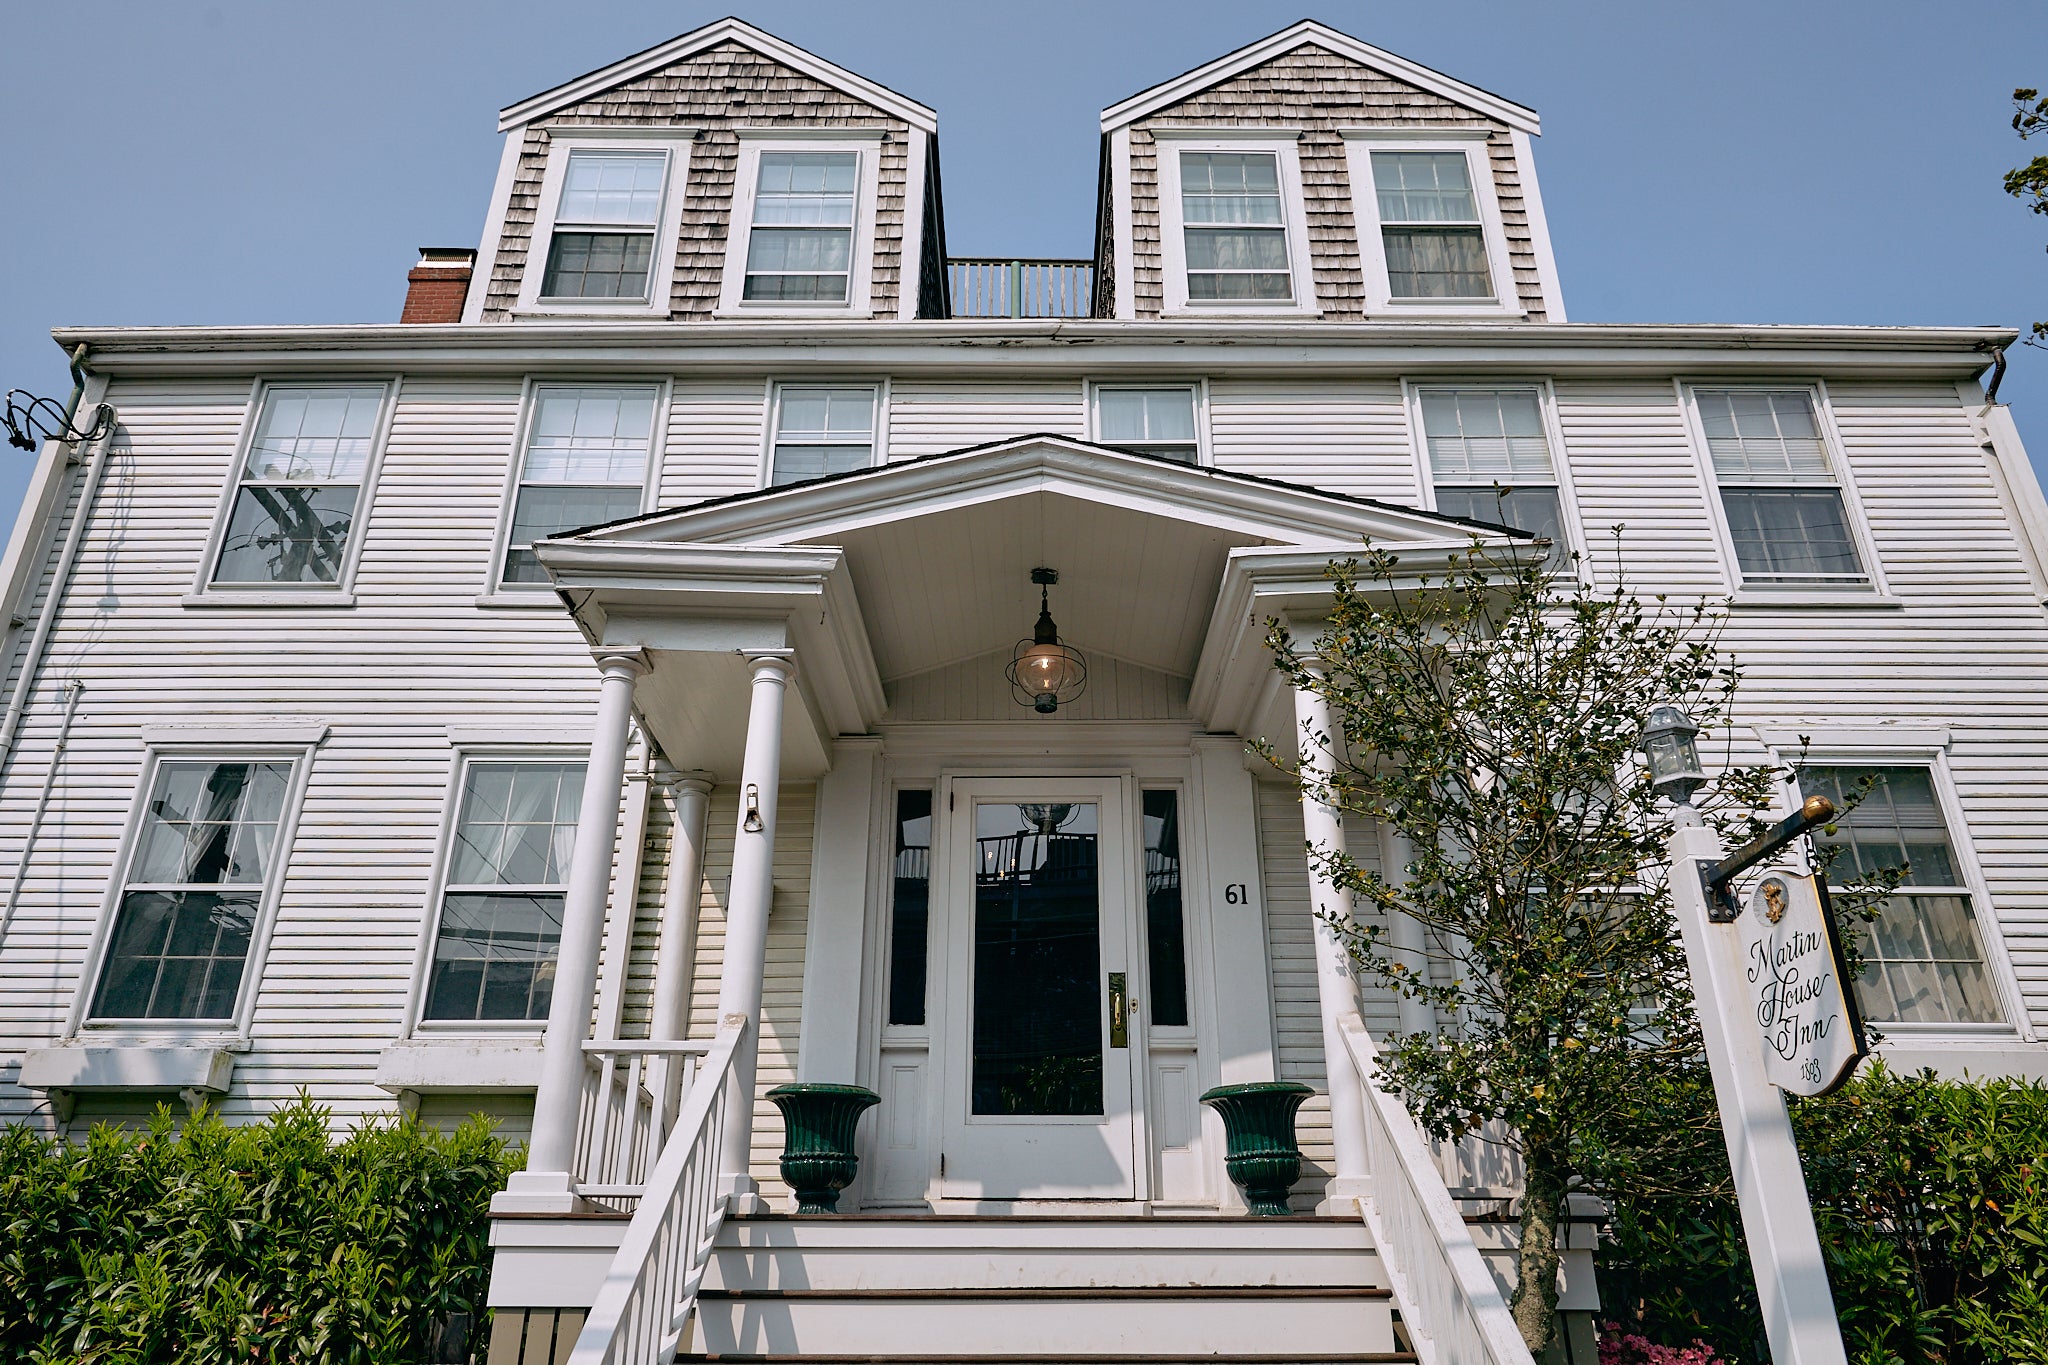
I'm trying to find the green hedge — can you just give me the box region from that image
[1599,1064,2048,1365]
[0,1098,517,1365]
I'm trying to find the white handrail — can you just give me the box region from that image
[570,1015,747,1365]
[574,1040,711,1204]
[1337,1011,1535,1365]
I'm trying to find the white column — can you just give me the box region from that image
[1290,666,1371,1208]
[1668,813,1849,1365]
[714,652,795,1199]
[649,768,714,1044]
[498,649,647,1213]
[1375,823,1437,1038]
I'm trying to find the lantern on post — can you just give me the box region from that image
[1638,704,1706,806]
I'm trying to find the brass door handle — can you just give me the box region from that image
[1109,972,1129,1048]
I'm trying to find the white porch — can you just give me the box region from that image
[482,436,1555,1365]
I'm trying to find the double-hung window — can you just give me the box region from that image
[745,152,858,304]
[422,760,586,1024]
[768,385,877,486]
[1370,151,1493,300]
[1417,387,1568,566]
[90,759,294,1022]
[1093,386,1200,463]
[213,384,386,586]
[1694,389,1868,588]
[1179,151,1292,302]
[501,385,657,586]
[540,150,668,302]
[1799,764,2002,1025]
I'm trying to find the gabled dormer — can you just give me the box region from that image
[1095,20,1563,322]
[466,17,947,323]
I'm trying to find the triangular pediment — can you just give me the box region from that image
[567,433,1509,553]
[499,16,937,133]
[1100,19,1538,134]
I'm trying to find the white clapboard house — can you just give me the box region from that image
[4,17,2046,1365]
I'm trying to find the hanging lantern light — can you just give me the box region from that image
[1006,567,1088,714]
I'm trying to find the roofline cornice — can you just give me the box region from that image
[51,321,2015,380]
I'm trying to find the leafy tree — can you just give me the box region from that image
[1262,541,1790,1353]
[2008,87,2048,348]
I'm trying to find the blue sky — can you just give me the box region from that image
[3,0,2045,526]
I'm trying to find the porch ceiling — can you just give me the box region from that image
[814,491,1263,683]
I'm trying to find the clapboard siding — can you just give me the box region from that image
[1126,44,1546,320]
[885,378,1085,458]
[485,41,911,322]
[682,782,816,1199]
[1255,780,1402,1206]
[1207,378,1415,500]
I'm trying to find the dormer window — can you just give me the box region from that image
[540,151,666,300]
[746,153,858,303]
[1153,133,1316,316]
[513,132,694,316]
[1180,153,1290,302]
[1344,132,1520,316]
[1371,152,1490,300]
[719,133,882,317]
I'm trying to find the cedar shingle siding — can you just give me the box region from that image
[484,40,911,321]
[1128,43,1546,320]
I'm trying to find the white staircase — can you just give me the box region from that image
[681,1213,1415,1363]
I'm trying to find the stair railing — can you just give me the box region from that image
[1337,1011,1535,1365]
[574,1038,711,1209]
[569,1014,747,1365]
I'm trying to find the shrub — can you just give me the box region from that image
[1598,1063,2048,1365]
[0,1096,518,1364]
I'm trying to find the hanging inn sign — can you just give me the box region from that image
[1704,796,1870,1097]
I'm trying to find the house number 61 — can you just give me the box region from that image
[1223,883,1249,904]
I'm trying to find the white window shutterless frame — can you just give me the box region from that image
[1681,382,1885,597]
[1153,132,1317,317]
[763,381,885,487]
[717,132,884,318]
[188,379,398,606]
[1408,381,1581,571]
[512,131,696,317]
[1789,754,2026,1031]
[70,745,317,1038]
[485,379,666,601]
[1343,131,1521,317]
[1089,382,1206,465]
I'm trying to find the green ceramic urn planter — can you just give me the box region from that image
[1200,1080,1314,1216]
[766,1082,881,1213]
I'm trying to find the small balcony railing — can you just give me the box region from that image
[948,258,1095,319]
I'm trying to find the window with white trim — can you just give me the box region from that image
[768,385,876,486]
[1094,387,1199,463]
[1178,151,1292,302]
[1799,764,2002,1025]
[90,759,294,1022]
[501,385,657,586]
[539,150,669,301]
[1418,387,1567,567]
[1695,389,1867,587]
[213,385,385,585]
[1370,151,1493,300]
[744,152,859,304]
[422,760,586,1024]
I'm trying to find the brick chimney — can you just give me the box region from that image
[401,247,476,323]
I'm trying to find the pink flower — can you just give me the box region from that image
[1598,1323,1728,1365]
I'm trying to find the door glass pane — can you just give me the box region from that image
[888,790,932,1026]
[972,801,1102,1116]
[1143,790,1189,1027]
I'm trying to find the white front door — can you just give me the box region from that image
[935,777,1142,1200]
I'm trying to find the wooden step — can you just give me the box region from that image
[690,1285,1398,1357]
